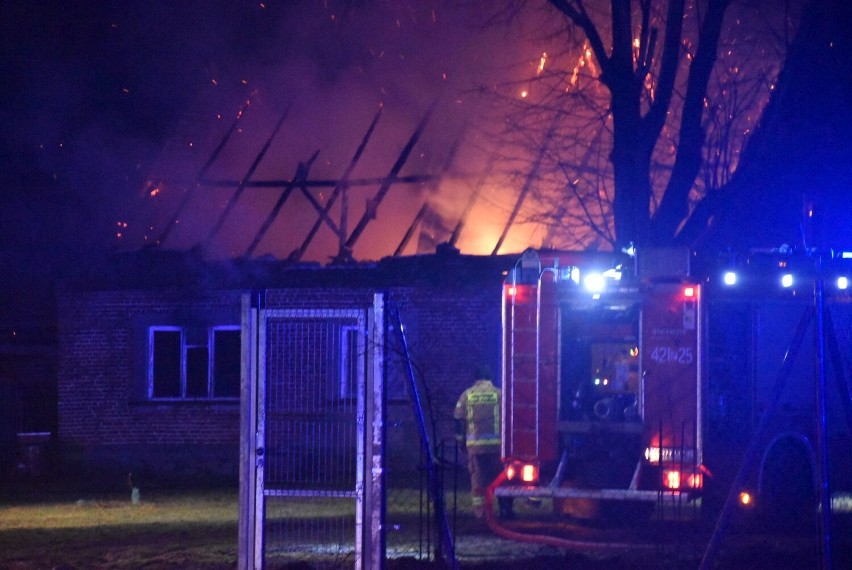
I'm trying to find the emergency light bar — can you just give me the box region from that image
[577,266,624,293]
[706,247,852,292]
[715,270,852,291]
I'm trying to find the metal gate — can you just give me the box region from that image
[240,293,384,569]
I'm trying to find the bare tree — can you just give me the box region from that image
[486,0,800,250]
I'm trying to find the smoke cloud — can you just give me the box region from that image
[2,0,549,279]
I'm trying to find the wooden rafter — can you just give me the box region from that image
[202,105,291,251]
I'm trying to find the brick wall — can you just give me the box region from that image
[56,254,509,486]
[57,289,243,486]
[389,282,503,440]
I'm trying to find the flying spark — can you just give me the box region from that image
[537,52,548,75]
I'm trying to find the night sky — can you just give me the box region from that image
[3,0,851,295]
[1,1,536,286]
[687,0,852,253]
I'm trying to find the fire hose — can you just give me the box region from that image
[484,471,655,551]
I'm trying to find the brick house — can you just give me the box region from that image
[56,249,511,487]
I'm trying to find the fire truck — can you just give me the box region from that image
[494,247,852,522]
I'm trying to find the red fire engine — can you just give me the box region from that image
[494,247,852,523]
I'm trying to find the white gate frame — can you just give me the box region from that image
[238,292,384,569]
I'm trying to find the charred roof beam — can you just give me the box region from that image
[340,102,437,261]
[202,105,292,252]
[244,150,319,258]
[153,94,255,248]
[289,107,383,263]
[394,129,464,256]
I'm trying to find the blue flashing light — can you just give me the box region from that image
[838,276,849,290]
[723,271,737,286]
[781,274,794,288]
[583,272,605,293]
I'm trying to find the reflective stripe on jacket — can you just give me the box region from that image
[454,379,501,450]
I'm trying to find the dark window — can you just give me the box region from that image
[213,328,241,398]
[152,329,181,398]
[149,326,240,400]
[186,346,210,397]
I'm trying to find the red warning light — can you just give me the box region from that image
[506,284,532,303]
[683,286,695,298]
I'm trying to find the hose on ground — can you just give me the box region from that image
[484,471,655,551]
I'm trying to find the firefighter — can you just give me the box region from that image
[454,366,514,519]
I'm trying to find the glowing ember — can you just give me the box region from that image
[537,52,547,75]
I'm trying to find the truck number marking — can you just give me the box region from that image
[649,346,693,365]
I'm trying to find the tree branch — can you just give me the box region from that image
[641,0,686,152]
[635,0,653,76]
[548,0,611,78]
[652,0,731,243]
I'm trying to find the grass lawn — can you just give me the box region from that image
[0,486,464,569]
[0,486,504,569]
[0,488,239,569]
[9,484,838,569]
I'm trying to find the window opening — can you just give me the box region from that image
[213,327,241,398]
[151,328,181,398]
[149,325,240,400]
